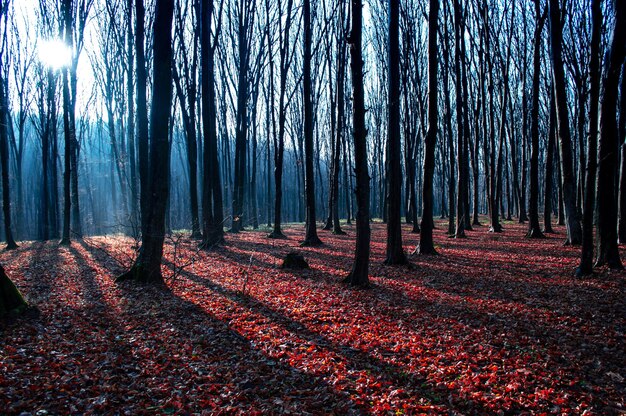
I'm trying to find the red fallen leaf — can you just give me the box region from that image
[0,221,623,414]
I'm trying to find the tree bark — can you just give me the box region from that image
[527,1,546,238]
[135,0,149,239]
[544,90,556,233]
[617,59,626,243]
[200,0,224,248]
[577,0,602,276]
[548,0,582,245]
[301,0,322,247]
[268,0,294,239]
[384,0,407,263]
[117,0,175,284]
[417,0,439,255]
[344,0,370,287]
[0,54,17,249]
[595,0,625,269]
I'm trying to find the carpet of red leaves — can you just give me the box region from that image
[1,219,624,414]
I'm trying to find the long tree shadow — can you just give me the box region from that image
[174,266,498,414]
[110,280,362,414]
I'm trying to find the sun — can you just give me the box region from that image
[38,39,72,70]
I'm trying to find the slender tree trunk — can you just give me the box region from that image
[269,0,294,239]
[442,1,455,235]
[577,0,602,276]
[332,18,347,235]
[135,0,149,238]
[453,0,466,238]
[544,90,556,233]
[527,1,545,238]
[302,0,322,246]
[548,0,582,245]
[0,60,16,249]
[232,5,249,233]
[60,66,71,246]
[417,0,439,255]
[59,0,74,246]
[126,0,139,236]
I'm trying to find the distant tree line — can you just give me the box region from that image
[0,0,624,298]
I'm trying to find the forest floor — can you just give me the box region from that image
[0,219,624,415]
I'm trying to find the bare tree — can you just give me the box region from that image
[548,0,581,245]
[595,0,625,269]
[344,0,370,287]
[118,0,175,283]
[417,0,439,255]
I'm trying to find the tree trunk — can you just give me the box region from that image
[200,0,224,248]
[544,90,556,233]
[231,5,249,234]
[548,0,582,245]
[135,0,149,239]
[442,0,455,236]
[617,59,626,243]
[59,0,73,246]
[384,0,407,263]
[344,0,370,287]
[0,58,16,249]
[269,0,294,240]
[301,0,322,247]
[126,0,139,236]
[332,13,347,235]
[117,0,174,284]
[417,0,439,255]
[527,1,546,238]
[595,0,625,269]
[577,0,602,276]
[60,66,72,246]
[453,0,466,238]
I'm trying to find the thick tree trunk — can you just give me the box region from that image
[617,60,626,243]
[200,0,224,248]
[118,0,174,284]
[548,0,582,245]
[384,0,407,263]
[417,0,439,255]
[345,0,370,287]
[577,0,602,276]
[595,0,625,269]
[0,265,26,317]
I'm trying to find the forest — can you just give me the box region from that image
[0,0,624,413]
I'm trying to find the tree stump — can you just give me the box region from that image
[281,252,310,270]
